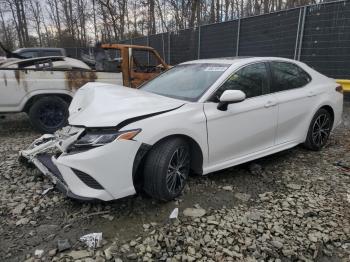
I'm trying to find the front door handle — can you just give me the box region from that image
[264,101,277,108]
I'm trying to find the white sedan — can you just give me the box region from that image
[20,57,343,201]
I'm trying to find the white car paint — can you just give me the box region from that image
[0,56,90,69]
[20,57,343,201]
[68,83,185,127]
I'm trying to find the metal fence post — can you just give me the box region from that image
[147,35,150,64]
[168,32,171,64]
[294,7,303,60]
[297,6,307,61]
[197,25,201,59]
[235,19,241,57]
[161,33,165,61]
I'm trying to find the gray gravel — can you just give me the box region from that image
[0,103,349,262]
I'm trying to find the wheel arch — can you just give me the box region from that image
[23,93,72,113]
[318,105,335,128]
[153,134,204,175]
[132,134,204,192]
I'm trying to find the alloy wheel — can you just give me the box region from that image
[166,146,190,195]
[312,113,331,147]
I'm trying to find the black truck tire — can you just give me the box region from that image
[28,96,69,133]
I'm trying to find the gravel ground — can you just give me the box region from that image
[0,103,349,262]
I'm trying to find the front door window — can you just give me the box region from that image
[212,62,268,101]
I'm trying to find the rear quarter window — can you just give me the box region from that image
[270,61,311,92]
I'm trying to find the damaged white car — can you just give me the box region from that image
[20,57,343,201]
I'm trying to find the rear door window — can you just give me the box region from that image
[270,62,311,93]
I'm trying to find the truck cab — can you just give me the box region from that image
[100,44,170,88]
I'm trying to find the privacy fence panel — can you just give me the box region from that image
[200,20,239,59]
[65,47,87,59]
[239,9,300,58]
[131,37,148,64]
[300,1,350,78]
[170,28,199,64]
[131,36,148,46]
[111,0,350,79]
[149,33,168,64]
[119,39,131,45]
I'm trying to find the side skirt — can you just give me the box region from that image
[203,140,301,175]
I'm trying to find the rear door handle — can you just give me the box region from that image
[264,101,277,108]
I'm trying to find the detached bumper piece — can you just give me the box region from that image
[35,153,98,201]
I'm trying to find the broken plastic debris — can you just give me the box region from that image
[42,186,54,195]
[34,249,44,258]
[80,233,103,249]
[169,208,179,219]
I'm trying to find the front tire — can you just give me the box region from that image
[143,138,191,201]
[304,108,332,151]
[28,96,69,133]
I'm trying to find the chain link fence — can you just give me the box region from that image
[65,0,350,79]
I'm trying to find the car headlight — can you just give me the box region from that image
[73,129,141,148]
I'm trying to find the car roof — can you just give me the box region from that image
[14,48,65,53]
[181,56,299,65]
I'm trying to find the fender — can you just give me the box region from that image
[301,98,337,142]
[18,89,74,112]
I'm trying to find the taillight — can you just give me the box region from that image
[335,85,343,93]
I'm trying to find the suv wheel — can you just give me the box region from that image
[28,96,69,133]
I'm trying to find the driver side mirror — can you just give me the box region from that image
[217,90,246,111]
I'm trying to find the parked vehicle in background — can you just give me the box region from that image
[0,44,169,133]
[20,57,343,202]
[13,47,67,58]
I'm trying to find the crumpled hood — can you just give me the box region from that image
[68,82,184,127]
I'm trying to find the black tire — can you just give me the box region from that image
[304,108,332,151]
[28,96,69,133]
[143,138,191,201]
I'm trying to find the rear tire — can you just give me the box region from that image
[143,138,190,201]
[28,96,69,133]
[304,108,332,151]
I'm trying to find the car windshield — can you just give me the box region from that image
[140,63,229,101]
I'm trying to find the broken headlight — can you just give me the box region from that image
[73,129,141,148]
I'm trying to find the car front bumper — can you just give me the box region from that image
[19,128,144,201]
